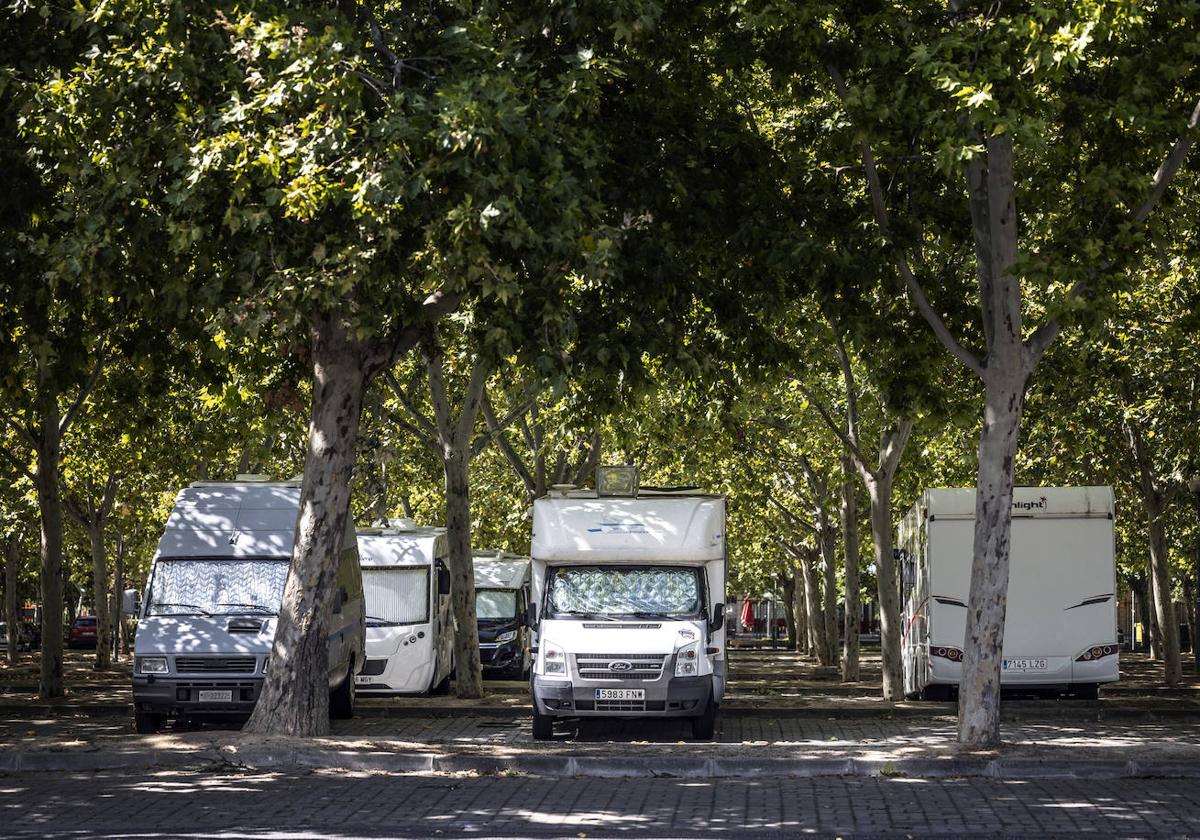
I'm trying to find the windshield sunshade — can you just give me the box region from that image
[362,568,429,624]
[477,589,517,620]
[548,567,701,617]
[149,559,289,615]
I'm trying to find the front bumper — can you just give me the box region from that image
[534,674,713,718]
[133,675,263,718]
[480,641,522,673]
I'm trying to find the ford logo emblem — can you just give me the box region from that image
[608,660,633,672]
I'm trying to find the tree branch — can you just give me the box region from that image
[570,431,603,487]
[382,369,439,442]
[793,380,870,471]
[479,393,536,496]
[0,443,34,483]
[59,346,108,437]
[472,387,539,461]
[1131,98,1200,225]
[453,353,492,451]
[367,288,463,374]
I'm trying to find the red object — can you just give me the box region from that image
[739,599,754,630]
[68,616,98,648]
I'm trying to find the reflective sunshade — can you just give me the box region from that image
[149,559,289,615]
[476,589,518,620]
[548,567,701,616]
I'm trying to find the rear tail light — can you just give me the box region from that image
[1076,644,1118,662]
[930,646,963,662]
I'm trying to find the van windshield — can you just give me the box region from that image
[362,567,429,625]
[477,589,518,620]
[148,558,289,616]
[547,566,702,619]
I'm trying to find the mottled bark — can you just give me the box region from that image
[444,449,483,698]
[34,387,64,700]
[246,312,367,737]
[112,523,125,661]
[866,475,903,699]
[4,537,19,664]
[87,523,111,670]
[781,573,797,649]
[799,546,828,665]
[792,563,810,655]
[841,456,861,682]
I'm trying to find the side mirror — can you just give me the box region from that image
[122,589,141,617]
[526,603,538,629]
[437,567,451,596]
[708,603,726,634]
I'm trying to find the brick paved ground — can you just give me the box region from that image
[1,767,1198,838]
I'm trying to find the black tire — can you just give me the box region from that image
[134,712,162,734]
[691,689,716,741]
[1072,682,1099,701]
[532,703,554,741]
[920,683,953,702]
[330,667,355,719]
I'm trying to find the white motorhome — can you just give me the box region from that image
[529,467,727,740]
[355,526,455,695]
[474,552,532,680]
[129,479,365,733]
[899,486,1118,700]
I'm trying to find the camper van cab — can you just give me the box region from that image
[474,552,532,680]
[529,467,727,741]
[129,479,365,733]
[355,526,455,694]
[899,486,1118,700]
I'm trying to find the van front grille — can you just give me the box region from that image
[575,653,667,681]
[175,656,258,673]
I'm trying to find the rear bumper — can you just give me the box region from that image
[133,676,262,717]
[928,655,1119,686]
[534,675,713,718]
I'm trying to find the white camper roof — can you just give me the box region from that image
[156,481,303,559]
[357,527,446,568]
[474,554,531,590]
[531,495,726,564]
[920,486,1114,520]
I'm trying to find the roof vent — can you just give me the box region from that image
[596,465,639,498]
[235,474,273,482]
[550,483,576,497]
[387,517,418,530]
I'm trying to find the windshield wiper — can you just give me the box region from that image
[628,611,681,621]
[365,614,397,626]
[215,603,273,614]
[151,602,212,616]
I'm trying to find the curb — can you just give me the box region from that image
[2,746,1199,780]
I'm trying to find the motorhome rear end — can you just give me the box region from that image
[529,467,727,740]
[899,486,1118,700]
[355,527,455,694]
[130,479,365,732]
[474,552,532,680]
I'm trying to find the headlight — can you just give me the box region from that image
[137,656,168,675]
[496,630,518,644]
[674,642,700,677]
[540,642,567,677]
[262,657,270,674]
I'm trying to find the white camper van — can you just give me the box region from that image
[474,552,532,680]
[898,486,1118,700]
[529,467,727,740]
[129,479,365,733]
[355,526,455,694]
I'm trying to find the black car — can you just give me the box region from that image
[474,556,532,680]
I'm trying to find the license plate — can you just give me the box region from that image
[197,689,233,703]
[595,689,644,700]
[1002,658,1048,672]
[354,676,374,685]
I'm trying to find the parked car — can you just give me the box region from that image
[0,622,36,652]
[68,616,99,649]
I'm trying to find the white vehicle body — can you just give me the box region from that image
[132,480,365,729]
[530,488,727,735]
[899,486,1118,699]
[474,553,532,679]
[355,527,455,694]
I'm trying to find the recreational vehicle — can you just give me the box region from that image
[898,486,1118,700]
[355,526,455,694]
[474,552,532,680]
[128,479,365,733]
[529,467,727,740]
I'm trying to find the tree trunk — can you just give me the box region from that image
[112,523,125,662]
[866,476,902,699]
[799,547,829,665]
[34,390,65,699]
[841,456,861,682]
[89,521,111,671]
[1146,501,1182,684]
[957,377,1025,747]
[444,449,484,698]
[819,518,840,667]
[4,537,19,664]
[781,573,797,649]
[792,564,809,654]
[245,312,367,737]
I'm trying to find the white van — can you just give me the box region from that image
[529,467,727,740]
[898,486,1118,700]
[355,526,455,695]
[474,552,532,680]
[129,479,365,733]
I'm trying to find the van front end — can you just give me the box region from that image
[533,624,717,719]
[357,626,438,694]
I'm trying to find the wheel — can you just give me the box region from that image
[690,688,716,740]
[134,712,162,734]
[920,684,952,702]
[1072,682,1099,701]
[532,703,554,741]
[330,667,356,719]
